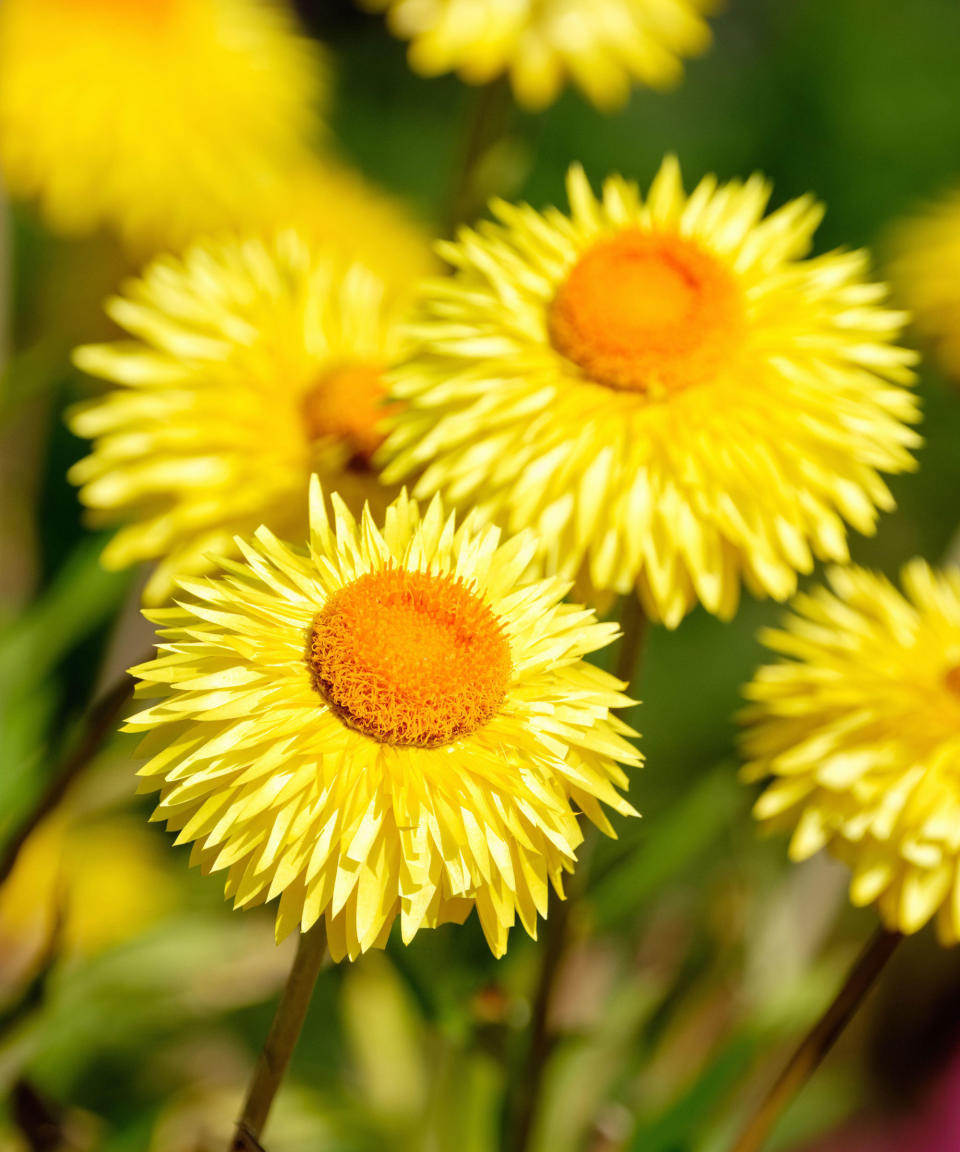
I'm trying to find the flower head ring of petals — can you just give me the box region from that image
[360,0,714,111]
[379,158,921,628]
[742,561,960,943]
[0,0,326,251]
[69,233,405,605]
[890,188,960,383]
[126,481,640,960]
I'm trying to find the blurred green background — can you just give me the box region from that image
[2,1,960,1149]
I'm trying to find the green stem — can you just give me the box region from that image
[0,670,135,886]
[731,926,901,1152]
[230,922,329,1151]
[445,76,514,236]
[510,599,647,1152]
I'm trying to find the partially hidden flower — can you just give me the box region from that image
[742,561,960,942]
[126,482,640,960]
[69,232,410,605]
[890,188,960,382]
[0,0,326,252]
[379,158,920,627]
[361,0,715,111]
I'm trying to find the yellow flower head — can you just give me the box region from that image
[0,0,325,251]
[69,232,406,605]
[250,158,440,295]
[361,0,714,111]
[126,482,640,960]
[742,561,960,943]
[379,158,920,627]
[890,188,960,382]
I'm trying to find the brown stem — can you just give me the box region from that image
[615,595,648,689]
[510,599,647,1152]
[230,922,329,1151]
[0,670,135,886]
[731,926,902,1152]
[445,76,514,236]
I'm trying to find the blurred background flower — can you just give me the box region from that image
[360,0,715,111]
[0,0,327,254]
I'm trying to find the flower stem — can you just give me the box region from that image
[731,926,901,1152]
[445,76,514,236]
[0,670,135,885]
[615,595,648,688]
[230,921,329,1152]
[510,598,647,1152]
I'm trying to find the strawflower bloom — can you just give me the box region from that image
[890,189,960,381]
[742,561,960,942]
[250,157,439,295]
[379,158,920,627]
[126,481,640,961]
[69,232,409,604]
[360,0,714,111]
[0,0,325,252]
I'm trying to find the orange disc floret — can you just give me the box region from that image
[308,567,512,747]
[301,361,391,465]
[549,229,744,397]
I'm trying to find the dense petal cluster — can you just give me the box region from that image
[69,232,407,604]
[890,189,960,381]
[742,561,960,942]
[361,0,714,110]
[127,482,640,960]
[0,0,325,251]
[380,158,920,627]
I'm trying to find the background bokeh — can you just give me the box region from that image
[2,1,960,1149]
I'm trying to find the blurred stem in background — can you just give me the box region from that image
[510,599,648,1152]
[731,927,902,1152]
[445,76,515,235]
[230,921,329,1151]
[0,669,135,886]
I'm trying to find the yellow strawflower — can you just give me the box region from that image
[742,561,960,942]
[379,158,920,627]
[252,158,439,295]
[890,188,960,381]
[69,232,411,605]
[0,0,325,252]
[126,481,640,960]
[360,0,714,111]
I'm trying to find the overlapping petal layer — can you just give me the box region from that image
[742,561,960,942]
[127,483,640,960]
[380,158,920,626]
[70,233,406,603]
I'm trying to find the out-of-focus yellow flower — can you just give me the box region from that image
[890,189,960,382]
[0,817,178,985]
[361,0,714,111]
[0,0,326,252]
[379,158,920,627]
[69,232,407,605]
[251,158,440,295]
[742,561,960,943]
[127,481,639,960]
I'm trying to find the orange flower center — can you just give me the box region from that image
[945,665,960,698]
[307,568,512,748]
[301,362,391,467]
[549,230,744,397]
